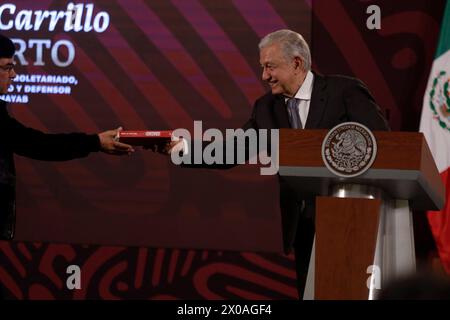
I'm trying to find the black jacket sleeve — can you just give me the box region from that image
[344,78,390,131]
[6,112,100,161]
[181,104,262,169]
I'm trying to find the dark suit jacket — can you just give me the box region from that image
[183,72,389,253]
[236,72,390,253]
[0,100,101,240]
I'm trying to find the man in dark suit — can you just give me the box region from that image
[248,30,389,297]
[164,29,389,298]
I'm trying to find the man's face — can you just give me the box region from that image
[0,57,16,94]
[259,43,304,97]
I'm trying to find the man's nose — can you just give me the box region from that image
[262,68,270,81]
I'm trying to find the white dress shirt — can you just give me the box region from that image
[180,71,315,155]
[285,70,314,128]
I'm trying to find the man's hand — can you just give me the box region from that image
[98,127,134,155]
[144,139,184,155]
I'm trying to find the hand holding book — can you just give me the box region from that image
[116,130,184,154]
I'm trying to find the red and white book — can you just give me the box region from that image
[116,130,173,147]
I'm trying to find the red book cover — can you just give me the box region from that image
[116,130,173,146]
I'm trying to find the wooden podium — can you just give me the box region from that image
[278,129,445,300]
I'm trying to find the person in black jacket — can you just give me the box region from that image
[0,34,134,243]
[160,29,390,298]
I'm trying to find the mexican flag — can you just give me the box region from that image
[419,0,450,274]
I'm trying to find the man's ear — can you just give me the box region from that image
[293,56,303,71]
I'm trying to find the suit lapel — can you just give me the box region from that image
[305,73,328,129]
[272,94,291,128]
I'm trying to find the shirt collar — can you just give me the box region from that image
[294,70,314,101]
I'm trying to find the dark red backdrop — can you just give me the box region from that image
[5,0,312,251]
[0,0,445,299]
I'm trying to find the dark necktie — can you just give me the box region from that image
[287,98,302,129]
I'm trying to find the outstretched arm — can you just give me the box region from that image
[8,113,133,160]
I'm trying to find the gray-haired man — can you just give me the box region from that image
[163,29,390,298]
